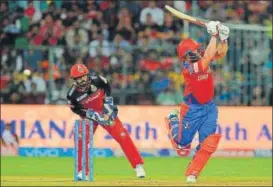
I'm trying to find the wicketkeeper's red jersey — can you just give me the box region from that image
[66,73,111,115]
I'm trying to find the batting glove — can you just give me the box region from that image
[206,21,220,36]
[218,24,230,42]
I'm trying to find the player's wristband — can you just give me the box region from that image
[220,39,228,43]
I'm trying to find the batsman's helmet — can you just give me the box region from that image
[70,63,89,79]
[177,38,201,59]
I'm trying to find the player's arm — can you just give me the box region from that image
[94,75,117,120]
[201,35,217,70]
[84,75,117,125]
[93,74,117,121]
[67,93,116,126]
[201,21,230,69]
[95,75,111,96]
[67,95,86,117]
[213,24,230,60]
[213,42,228,60]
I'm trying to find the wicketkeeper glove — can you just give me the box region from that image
[85,108,114,126]
[206,21,220,36]
[103,96,118,121]
[84,96,118,126]
[217,24,230,42]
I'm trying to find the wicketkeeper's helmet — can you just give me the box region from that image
[70,63,89,79]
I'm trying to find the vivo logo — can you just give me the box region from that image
[23,148,59,157]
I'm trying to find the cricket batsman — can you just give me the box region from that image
[67,64,145,180]
[165,21,229,183]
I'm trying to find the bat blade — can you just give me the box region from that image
[164,5,207,27]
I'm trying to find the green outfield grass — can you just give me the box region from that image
[1,157,272,186]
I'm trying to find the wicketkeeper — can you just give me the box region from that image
[67,64,145,180]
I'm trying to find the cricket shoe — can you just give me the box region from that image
[135,164,145,178]
[186,175,197,183]
[77,170,89,181]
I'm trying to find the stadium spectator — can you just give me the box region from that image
[251,86,266,106]
[0,1,8,14]
[112,34,133,53]
[28,24,43,45]
[40,14,64,46]
[158,11,181,54]
[140,0,164,26]
[3,72,26,104]
[65,20,88,48]
[173,0,186,13]
[115,7,136,42]
[138,13,159,32]
[159,12,179,40]
[204,2,227,21]
[226,11,244,24]
[119,1,142,26]
[1,49,23,73]
[218,85,232,105]
[89,30,112,58]
[102,0,119,41]
[23,71,46,93]
[24,0,36,21]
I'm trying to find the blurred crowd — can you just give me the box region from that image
[0,0,272,106]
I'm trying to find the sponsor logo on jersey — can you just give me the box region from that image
[82,91,101,104]
[197,74,209,81]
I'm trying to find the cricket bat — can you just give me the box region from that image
[164,5,207,27]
